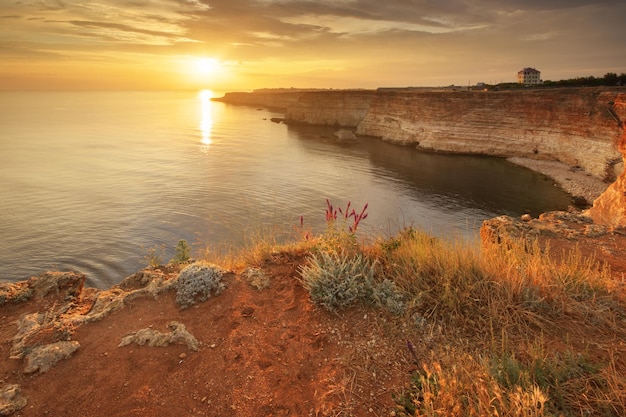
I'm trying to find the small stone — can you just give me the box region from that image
[521,213,532,222]
[179,353,187,359]
[23,341,80,374]
[0,384,27,415]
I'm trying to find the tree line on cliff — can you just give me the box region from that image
[542,72,626,87]
[496,72,626,89]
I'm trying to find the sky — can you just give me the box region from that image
[1,0,625,91]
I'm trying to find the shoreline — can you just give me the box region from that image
[507,156,609,204]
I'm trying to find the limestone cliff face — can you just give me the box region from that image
[215,88,626,181]
[212,91,303,110]
[285,91,376,127]
[587,122,626,227]
[357,89,625,180]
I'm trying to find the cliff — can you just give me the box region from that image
[587,119,626,227]
[215,88,626,183]
[284,90,377,127]
[357,89,625,181]
[212,90,303,110]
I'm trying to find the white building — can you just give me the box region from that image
[517,68,541,85]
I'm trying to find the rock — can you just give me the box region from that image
[28,271,85,299]
[72,270,178,325]
[480,215,539,249]
[10,313,45,359]
[357,89,625,180]
[6,267,183,362]
[0,384,27,416]
[243,267,270,290]
[587,125,626,227]
[0,271,85,306]
[0,282,32,306]
[118,321,199,351]
[334,129,358,143]
[571,195,589,207]
[270,117,284,123]
[23,341,80,374]
[521,214,532,222]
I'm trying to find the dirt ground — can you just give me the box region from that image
[1,219,625,417]
[0,252,420,417]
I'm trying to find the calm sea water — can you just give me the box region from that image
[0,90,572,288]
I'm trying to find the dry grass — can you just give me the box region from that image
[199,213,625,416]
[295,224,626,416]
[368,228,625,416]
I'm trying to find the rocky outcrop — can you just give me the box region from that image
[2,268,182,367]
[587,122,626,227]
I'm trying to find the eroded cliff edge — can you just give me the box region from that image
[215,88,626,191]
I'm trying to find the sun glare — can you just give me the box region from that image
[199,89,214,146]
[195,57,220,75]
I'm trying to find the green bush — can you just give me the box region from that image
[172,239,192,263]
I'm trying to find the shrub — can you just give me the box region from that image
[299,250,406,314]
[172,239,191,263]
[371,278,406,315]
[299,251,375,311]
[143,244,165,268]
[175,263,226,310]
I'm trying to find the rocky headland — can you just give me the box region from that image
[218,85,626,271]
[215,87,626,203]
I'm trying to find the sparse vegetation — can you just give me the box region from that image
[293,201,625,416]
[143,244,166,268]
[135,199,625,415]
[172,239,192,263]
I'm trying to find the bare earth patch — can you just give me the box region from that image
[0,254,419,417]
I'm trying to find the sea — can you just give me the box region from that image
[0,90,572,289]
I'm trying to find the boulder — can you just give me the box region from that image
[334,129,358,143]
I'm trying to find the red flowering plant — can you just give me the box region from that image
[298,199,369,254]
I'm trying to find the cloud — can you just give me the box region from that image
[1,0,624,89]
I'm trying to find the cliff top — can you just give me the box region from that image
[1,213,625,416]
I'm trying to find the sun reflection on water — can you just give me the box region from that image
[199,89,213,146]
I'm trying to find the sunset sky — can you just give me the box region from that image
[1,0,625,91]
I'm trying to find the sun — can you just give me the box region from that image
[194,57,220,75]
[178,55,230,88]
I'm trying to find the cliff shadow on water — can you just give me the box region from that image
[286,123,573,219]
